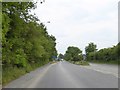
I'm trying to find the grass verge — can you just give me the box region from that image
[69,61,89,66]
[2,61,51,86]
[2,67,26,86]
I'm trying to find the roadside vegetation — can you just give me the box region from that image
[1,0,120,86]
[64,46,89,66]
[63,42,120,66]
[2,2,57,85]
[70,61,89,66]
[85,42,120,65]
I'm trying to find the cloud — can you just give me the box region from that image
[32,0,119,54]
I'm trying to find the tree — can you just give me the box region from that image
[86,42,119,64]
[85,42,97,60]
[2,2,57,68]
[2,1,58,84]
[58,53,64,60]
[85,42,97,54]
[64,46,82,61]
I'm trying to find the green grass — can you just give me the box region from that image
[50,60,59,64]
[69,61,90,66]
[2,61,50,86]
[2,67,26,86]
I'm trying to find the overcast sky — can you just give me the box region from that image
[32,0,119,54]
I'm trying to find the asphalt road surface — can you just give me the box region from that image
[4,61,118,88]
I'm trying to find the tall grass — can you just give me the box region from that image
[2,67,26,85]
[2,61,49,86]
[69,60,89,66]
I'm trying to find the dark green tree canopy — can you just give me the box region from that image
[58,53,64,60]
[85,42,97,55]
[64,46,82,61]
[86,42,119,64]
[2,2,57,68]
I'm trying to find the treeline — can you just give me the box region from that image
[63,42,120,65]
[63,46,89,65]
[2,2,57,84]
[64,46,83,61]
[85,42,120,64]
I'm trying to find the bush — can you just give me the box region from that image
[70,61,89,66]
[2,67,26,85]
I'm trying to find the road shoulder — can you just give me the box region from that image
[79,63,118,78]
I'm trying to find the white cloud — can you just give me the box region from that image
[32,0,119,54]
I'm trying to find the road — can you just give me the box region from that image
[81,63,118,77]
[4,61,118,88]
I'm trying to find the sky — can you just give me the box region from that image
[32,0,119,54]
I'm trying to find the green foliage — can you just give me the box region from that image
[85,42,97,55]
[58,53,64,60]
[2,67,26,85]
[2,2,57,84]
[64,46,82,61]
[15,54,27,67]
[86,43,120,64]
[74,61,89,66]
